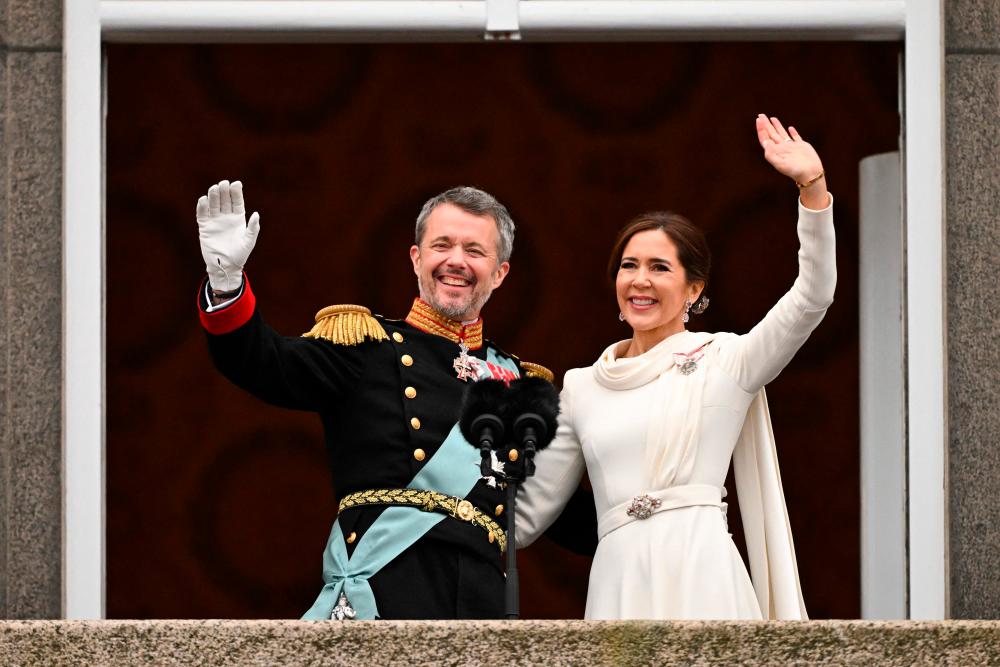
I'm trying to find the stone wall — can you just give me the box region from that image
[2,620,1000,666]
[0,0,63,619]
[945,0,1000,620]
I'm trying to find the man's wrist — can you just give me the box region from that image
[207,279,243,307]
[210,285,241,299]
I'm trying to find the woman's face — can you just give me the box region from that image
[615,229,702,338]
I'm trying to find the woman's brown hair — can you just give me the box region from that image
[607,211,712,298]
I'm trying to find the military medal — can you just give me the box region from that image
[673,342,710,376]
[678,359,699,375]
[331,591,357,620]
[453,341,478,382]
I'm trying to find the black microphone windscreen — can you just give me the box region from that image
[458,379,509,446]
[504,376,560,450]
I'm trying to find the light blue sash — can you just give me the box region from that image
[302,348,519,620]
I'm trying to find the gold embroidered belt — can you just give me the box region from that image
[339,488,506,553]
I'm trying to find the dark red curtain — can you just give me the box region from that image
[106,42,899,619]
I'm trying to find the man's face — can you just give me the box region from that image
[410,203,510,322]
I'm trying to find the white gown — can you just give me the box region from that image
[515,198,836,620]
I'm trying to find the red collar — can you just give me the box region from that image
[404,298,484,350]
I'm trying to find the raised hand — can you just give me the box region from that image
[755,114,829,209]
[196,180,260,292]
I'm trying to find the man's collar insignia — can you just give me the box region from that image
[404,298,484,350]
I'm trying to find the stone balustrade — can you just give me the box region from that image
[2,619,1000,666]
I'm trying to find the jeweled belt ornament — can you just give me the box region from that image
[626,494,663,520]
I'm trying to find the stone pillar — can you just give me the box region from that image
[0,0,63,619]
[945,0,1000,619]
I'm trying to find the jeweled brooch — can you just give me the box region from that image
[673,343,709,376]
[626,494,662,520]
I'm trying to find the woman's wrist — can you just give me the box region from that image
[798,178,830,211]
[795,170,825,189]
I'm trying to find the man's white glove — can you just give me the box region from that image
[197,180,260,292]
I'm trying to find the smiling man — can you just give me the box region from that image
[196,183,555,620]
[410,193,511,323]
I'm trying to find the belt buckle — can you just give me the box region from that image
[455,499,476,522]
[626,494,662,520]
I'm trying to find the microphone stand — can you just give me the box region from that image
[469,410,546,619]
[469,413,522,616]
[504,480,520,619]
[503,415,542,620]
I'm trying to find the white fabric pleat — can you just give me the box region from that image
[593,330,713,490]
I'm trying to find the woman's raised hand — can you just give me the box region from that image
[755,114,829,209]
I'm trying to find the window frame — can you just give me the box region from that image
[62,0,945,620]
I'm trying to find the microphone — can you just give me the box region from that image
[503,377,560,478]
[459,379,509,476]
[495,376,560,621]
[459,375,560,621]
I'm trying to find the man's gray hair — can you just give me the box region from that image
[414,186,515,264]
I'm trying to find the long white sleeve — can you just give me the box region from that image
[716,196,836,392]
[514,372,587,548]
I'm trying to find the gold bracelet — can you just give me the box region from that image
[796,171,825,189]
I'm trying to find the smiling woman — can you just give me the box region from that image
[609,212,710,355]
[514,115,836,620]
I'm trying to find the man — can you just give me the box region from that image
[196,180,555,620]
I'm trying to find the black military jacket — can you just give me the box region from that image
[200,279,536,616]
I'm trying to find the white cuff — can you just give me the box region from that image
[204,281,242,312]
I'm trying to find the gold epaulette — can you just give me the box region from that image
[520,361,555,383]
[303,305,389,346]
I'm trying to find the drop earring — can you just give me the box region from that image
[682,299,692,324]
[618,312,625,322]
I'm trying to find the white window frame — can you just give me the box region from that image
[63,0,945,620]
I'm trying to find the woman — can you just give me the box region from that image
[515,115,834,620]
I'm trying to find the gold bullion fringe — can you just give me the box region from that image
[520,361,555,384]
[303,305,389,346]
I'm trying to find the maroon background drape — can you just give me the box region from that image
[106,42,899,619]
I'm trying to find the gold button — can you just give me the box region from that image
[413,448,426,461]
[404,386,417,399]
[392,332,404,343]
[495,504,504,516]
[508,449,519,462]
[410,417,422,430]
[401,354,413,367]
[346,531,357,544]
[488,531,495,544]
